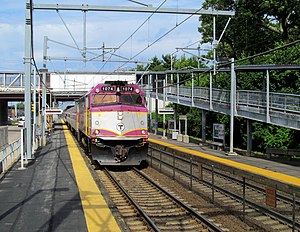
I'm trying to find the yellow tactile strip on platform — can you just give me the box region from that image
[149,138,300,188]
[63,123,121,232]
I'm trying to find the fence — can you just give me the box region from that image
[0,138,21,178]
[0,126,8,149]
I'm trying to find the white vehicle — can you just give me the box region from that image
[18,117,25,127]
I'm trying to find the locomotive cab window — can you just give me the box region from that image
[92,94,117,106]
[119,94,143,106]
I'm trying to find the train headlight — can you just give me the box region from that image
[140,120,144,125]
[141,130,146,134]
[94,129,100,135]
[135,89,140,94]
[95,121,100,125]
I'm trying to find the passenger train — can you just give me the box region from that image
[64,81,148,166]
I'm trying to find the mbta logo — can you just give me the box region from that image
[116,123,125,131]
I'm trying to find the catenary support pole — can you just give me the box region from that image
[247,119,252,156]
[155,99,158,135]
[202,110,206,143]
[229,58,237,155]
[266,69,270,123]
[32,68,36,153]
[24,0,32,159]
[162,75,167,139]
[41,36,48,146]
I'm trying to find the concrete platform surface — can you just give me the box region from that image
[0,126,87,232]
[149,134,300,181]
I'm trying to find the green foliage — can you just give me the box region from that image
[252,123,293,149]
[143,1,300,151]
[149,56,165,71]
[17,103,24,109]
[149,112,173,128]
[200,0,300,59]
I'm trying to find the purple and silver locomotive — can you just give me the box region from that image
[65,81,148,166]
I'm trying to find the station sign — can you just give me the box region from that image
[213,123,225,140]
[46,109,63,115]
[158,108,174,114]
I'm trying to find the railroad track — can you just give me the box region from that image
[149,150,300,231]
[96,167,225,232]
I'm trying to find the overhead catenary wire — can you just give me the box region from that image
[98,3,205,83]
[114,5,204,72]
[56,10,82,56]
[146,39,300,93]
[218,39,300,68]
[162,1,299,84]
[29,0,49,90]
[167,1,274,70]
[87,0,168,85]
[35,1,294,89]
[41,1,206,81]
[95,0,169,75]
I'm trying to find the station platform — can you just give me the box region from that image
[0,123,121,232]
[149,134,300,188]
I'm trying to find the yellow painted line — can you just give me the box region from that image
[149,138,300,188]
[62,122,121,232]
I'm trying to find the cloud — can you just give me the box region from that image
[1,0,205,72]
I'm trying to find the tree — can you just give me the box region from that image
[149,56,164,71]
[199,0,300,60]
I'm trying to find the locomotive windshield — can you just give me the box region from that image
[92,94,117,106]
[92,93,143,106]
[119,93,143,106]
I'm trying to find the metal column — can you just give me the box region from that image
[247,119,252,156]
[202,110,206,143]
[148,74,152,133]
[191,72,194,106]
[155,99,158,135]
[209,72,213,110]
[177,73,180,103]
[162,75,167,139]
[229,58,236,155]
[41,36,48,146]
[266,70,270,123]
[32,68,37,153]
[24,0,32,159]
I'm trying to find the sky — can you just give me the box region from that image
[0,0,206,73]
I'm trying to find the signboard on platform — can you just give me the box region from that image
[168,120,175,130]
[158,108,174,114]
[46,109,63,115]
[213,123,225,140]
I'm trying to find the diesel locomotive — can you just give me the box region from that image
[64,81,148,166]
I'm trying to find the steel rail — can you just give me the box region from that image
[133,168,224,232]
[103,168,160,232]
[148,146,300,230]
[202,165,300,207]
[150,145,300,206]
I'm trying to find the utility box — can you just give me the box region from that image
[177,133,183,142]
[172,130,178,140]
[183,135,189,143]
